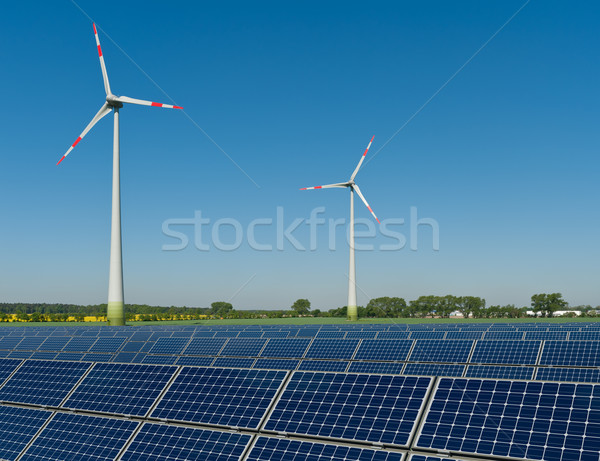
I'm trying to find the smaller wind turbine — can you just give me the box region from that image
[57,23,182,325]
[301,136,379,321]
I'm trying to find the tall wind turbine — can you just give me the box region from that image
[57,24,183,325]
[301,136,379,321]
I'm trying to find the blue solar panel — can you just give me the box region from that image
[212,357,256,368]
[119,341,146,353]
[0,360,91,406]
[465,365,535,380]
[151,367,287,428]
[88,337,126,352]
[7,351,32,359]
[219,338,267,356]
[345,330,378,339]
[569,332,600,341]
[38,336,70,351]
[62,362,177,416]
[82,353,112,362]
[265,372,431,446]
[142,355,178,365]
[348,362,405,375]
[259,338,311,358]
[297,360,349,372]
[540,341,600,367]
[482,331,524,340]
[130,332,153,341]
[304,339,360,360]
[176,356,214,367]
[316,330,346,338]
[14,337,46,350]
[261,330,290,338]
[408,340,473,363]
[183,338,228,355]
[140,342,156,353]
[470,340,541,365]
[19,412,138,461]
[121,423,252,461]
[0,405,52,461]
[29,352,57,360]
[254,359,300,370]
[148,337,190,355]
[403,363,465,377]
[416,378,600,461]
[247,436,405,461]
[445,331,484,340]
[62,337,97,352]
[536,367,600,383]
[524,331,569,340]
[55,352,85,361]
[410,331,446,339]
[354,339,413,361]
[0,337,23,349]
[377,331,411,339]
[238,330,264,338]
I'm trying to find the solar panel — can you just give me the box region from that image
[19,412,138,461]
[119,341,146,353]
[7,351,32,359]
[38,336,70,351]
[88,337,126,353]
[183,338,228,355]
[219,338,267,356]
[264,372,432,446]
[444,331,484,340]
[345,330,378,339]
[148,337,190,355]
[238,330,264,338]
[297,360,349,372]
[0,405,52,461]
[0,337,23,350]
[347,362,405,375]
[141,355,178,365]
[246,436,405,461]
[150,367,287,428]
[465,365,535,380]
[354,339,413,361]
[540,341,600,367]
[316,330,346,338]
[304,339,360,360]
[415,378,600,461]
[482,331,524,340]
[62,362,177,417]
[140,342,156,353]
[212,357,256,368]
[82,353,112,362]
[112,352,137,363]
[410,331,446,339]
[0,360,91,406]
[120,423,251,461]
[29,352,57,360]
[259,338,311,358]
[261,330,290,338]
[130,332,153,341]
[62,337,97,352]
[377,331,411,339]
[176,356,215,366]
[469,340,541,365]
[55,352,85,361]
[14,337,47,350]
[403,363,465,377]
[569,332,600,341]
[524,331,568,340]
[535,367,600,383]
[253,358,300,370]
[408,340,473,363]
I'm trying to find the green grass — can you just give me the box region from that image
[0,316,598,328]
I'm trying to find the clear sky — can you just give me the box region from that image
[1,1,598,310]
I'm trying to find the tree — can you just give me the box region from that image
[531,293,567,318]
[210,302,233,317]
[291,299,311,316]
[457,296,486,318]
[365,297,407,318]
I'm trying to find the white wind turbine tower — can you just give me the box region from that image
[57,24,183,325]
[301,136,379,321]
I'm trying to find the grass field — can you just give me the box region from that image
[0,316,599,327]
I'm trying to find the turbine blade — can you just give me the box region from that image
[57,103,112,165]
[300,183,347,190]
[353,184,380,223]
[350,135,374,181]
[94,23,111,96]
[116,95,183,109]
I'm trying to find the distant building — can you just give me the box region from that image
[554,310,582,317]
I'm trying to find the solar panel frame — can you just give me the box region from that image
[539,341,600,367]
[535,367,600,383]
[408,340,473,363]
[469,340,542,365]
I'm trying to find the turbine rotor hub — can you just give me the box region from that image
[106,95,123,108]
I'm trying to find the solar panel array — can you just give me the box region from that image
[0,322,600,460]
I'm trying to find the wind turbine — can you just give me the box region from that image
[57,24,183,325]
[300,136,379,321]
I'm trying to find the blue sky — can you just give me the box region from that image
[1,1,598,310]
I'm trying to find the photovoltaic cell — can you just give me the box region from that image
[259,338,311,358]
[219,338,267,357]
[408,340,473,363]
[403,363,465,377]
[0,405,52,461]
[20,412,138,461]
[121,423,251,461]
[62,362,177,416]
[297,360,349,372]
[535,367,600,383]
[0,360,91,406]
[540,341,600,367]
[469,340,541,365]
[304,339,360,360]
[247,436,405,461]
[348,362,405,375]
[416,378,600,461]
[465,365,535,380]
[264,372,432,446]
[151,367,287,428]
[354,339,413,361]
[183,338,228,355]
